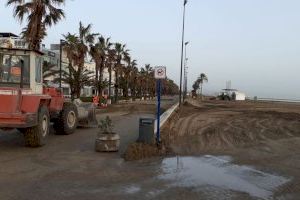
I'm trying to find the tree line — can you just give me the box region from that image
[192,73,208,98]
[58,22,179,101]
[7,0,179,102]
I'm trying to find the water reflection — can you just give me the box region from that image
[159,155,290,199]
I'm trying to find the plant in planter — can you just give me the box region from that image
[100,97,108,107]
[95,116,120,152]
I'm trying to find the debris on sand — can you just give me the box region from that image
[124,143,167,161]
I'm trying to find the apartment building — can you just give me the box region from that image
[0,32,28,49]
[50,43,115,97]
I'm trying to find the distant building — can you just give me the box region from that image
[0,32,28,49]
[50,43,116,97]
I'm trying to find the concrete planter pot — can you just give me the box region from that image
[95,133,120,152]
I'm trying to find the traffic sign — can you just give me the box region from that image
[154,66,166,79]
[154,66,166,145]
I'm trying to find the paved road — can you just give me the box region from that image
[0,112,159,200]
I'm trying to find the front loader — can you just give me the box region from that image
[0,47,97,147]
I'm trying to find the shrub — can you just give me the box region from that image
[80,96,93,102]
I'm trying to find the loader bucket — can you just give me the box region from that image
[73,99,98,128]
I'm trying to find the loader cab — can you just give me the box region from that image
[0,48,44,94]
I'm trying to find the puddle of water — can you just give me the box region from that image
[159,155,290,200]
[146,189,165,198]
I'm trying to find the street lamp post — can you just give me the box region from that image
[179,0,188,107]
[59,39,66,89]
[59,39,63,89]
[183,58,188,100]
[184,64,188,98]
[183,41,189,101]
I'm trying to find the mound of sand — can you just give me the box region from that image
[167,100,300,154]
[124,143,167,161]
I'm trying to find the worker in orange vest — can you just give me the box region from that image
[93,96,99,107]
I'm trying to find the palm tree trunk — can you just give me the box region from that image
[108,65,112,98]
[200,83,203,100]
[132,79,136,101]
[123,75,128,98]
[99,69,103,98]
[95,64,99,96]
[132,86,136,101]
[114,69,118,103]
[145,78,149,98]
[68,63,75,101]
[139,85,142,99]
[98,64,104,98]
[75,73,81,99]
[31,17,43,50]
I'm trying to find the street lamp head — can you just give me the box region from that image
[185,41,189,45]
[184,0,188,6]
[60,39,67,45]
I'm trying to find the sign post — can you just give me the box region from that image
[154,66,166,145]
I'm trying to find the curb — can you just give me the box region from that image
[154,103,179,134]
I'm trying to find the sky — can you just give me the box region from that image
[1,0,300,99]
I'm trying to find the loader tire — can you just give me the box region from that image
[54,102,78,135]
[224,96,230,101]
[23,106,50,147]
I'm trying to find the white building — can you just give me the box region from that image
[0,32,28,49]
[233,91,246,101]
[49,42,117,98]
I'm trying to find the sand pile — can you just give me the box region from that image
[124,143,167,161]
[168,101,300,154]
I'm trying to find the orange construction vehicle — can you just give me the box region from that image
[0,47,97,147]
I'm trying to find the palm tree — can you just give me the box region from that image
[107,48,116,98]
[60,22,96,99]
[7,0,65,50]
[43,60,58,84]
[113,43,126,102]
[197,73,208,99]
[129,62,139,100]
[76,22,97,67]
[122,50,136,98]
[55,66,94,100]
[192,80,200,97]
[90,36,111,98]
[144,64,154,98]
[162,78,179,95]
[74,22,97,98]
[137,67,146,98]
[60,33,79,99]
[128,59,137,98]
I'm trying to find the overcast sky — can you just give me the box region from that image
[1,0,300,99]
